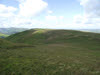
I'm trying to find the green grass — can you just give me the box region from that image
[0,29,100,75]
[0,38,34,49]
[0,43,100,75]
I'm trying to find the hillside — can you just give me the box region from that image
[0,38,15,49]
[0,38,34,49]
[0,27,28,35]
[1,29,100,75]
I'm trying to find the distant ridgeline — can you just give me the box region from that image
[0,28,28,35]
[79,29,100,33]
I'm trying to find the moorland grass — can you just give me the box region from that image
[0,43,100,75]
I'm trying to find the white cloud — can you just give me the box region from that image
[59,16,64,20]
[45,15,57,20]
[74,14,90,24]
[0,4,17,17]
[74,0,100,28]
[0,4,18,28]
[0,0,48,28]
[45,15,64,25]
[2,0,100,29]
[0,4,17,12]
[45,15,64,20]
[47,10,53,14]
[80,0,100,18]
[18,0,48,17]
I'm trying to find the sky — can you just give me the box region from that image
[0,0,100,29]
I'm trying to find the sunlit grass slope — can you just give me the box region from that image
[0,33,8,38]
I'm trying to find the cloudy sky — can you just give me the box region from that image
[0,0,100,29]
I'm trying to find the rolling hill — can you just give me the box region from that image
[0,29,100,75]
[6,29,100,50]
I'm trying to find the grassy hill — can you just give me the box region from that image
[6,29,100,50]
[0,29,100,75]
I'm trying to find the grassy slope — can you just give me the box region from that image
[0,29,100,75]
[0,44,100,75]
[0,38,34,49]
[0,38,15,49]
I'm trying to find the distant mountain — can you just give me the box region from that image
[79,29,100,33]
[0,27,28,35]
